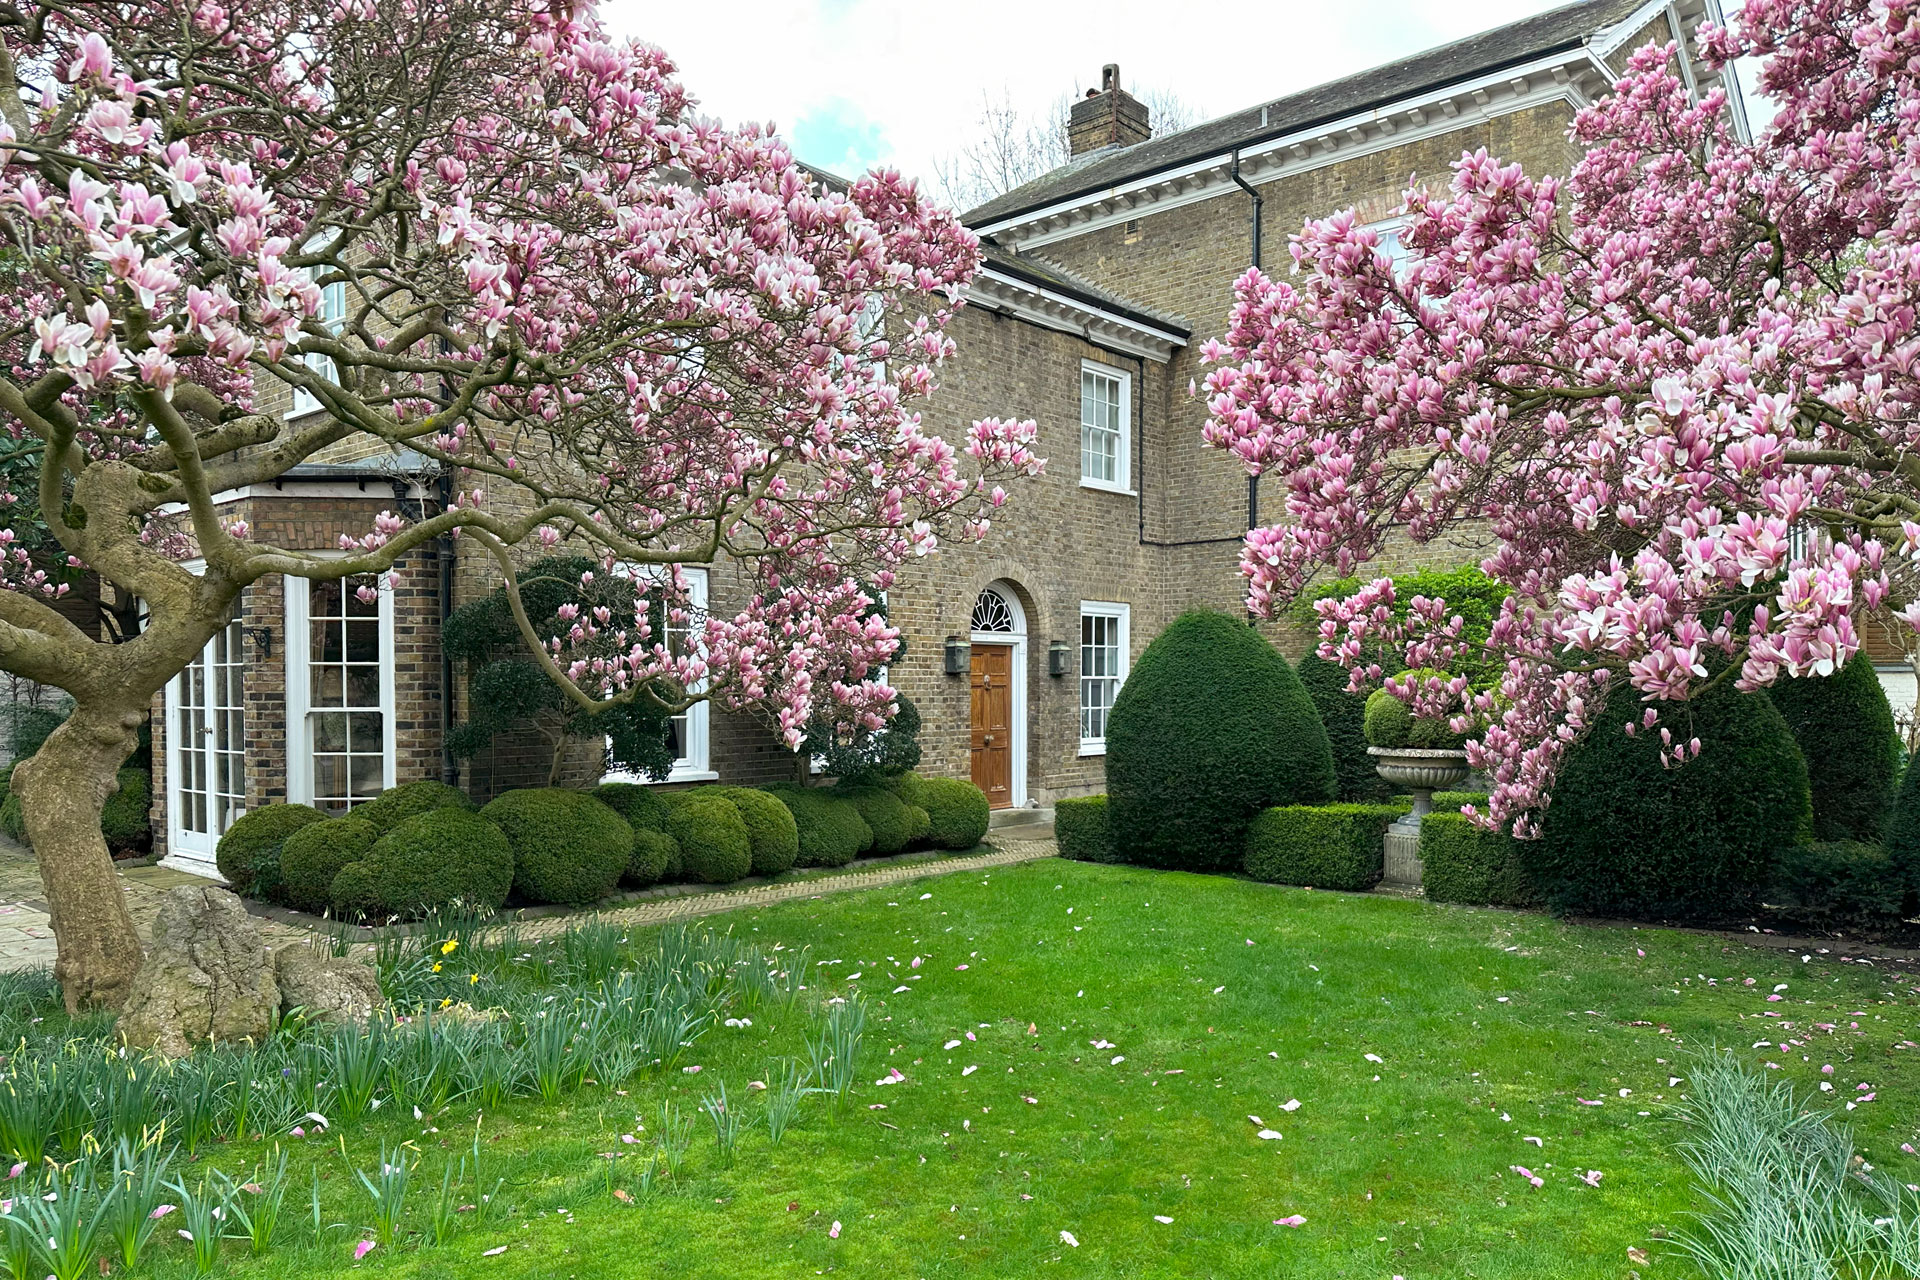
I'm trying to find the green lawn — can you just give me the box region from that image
[168,859,1920,1279]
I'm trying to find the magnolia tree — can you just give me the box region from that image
[1201,0,1918,838]
[0,0,1040,1009]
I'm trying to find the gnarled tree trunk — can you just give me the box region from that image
[12,701,147,1012]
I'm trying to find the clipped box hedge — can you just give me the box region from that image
[1055,794,1115,863]
[1242,803,1400,891]
[1419,812,1535,907]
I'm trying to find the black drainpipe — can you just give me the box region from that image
[1229,149,1263,534]
[435,472,459,786]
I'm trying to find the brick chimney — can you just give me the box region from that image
[1067,63,1151,156]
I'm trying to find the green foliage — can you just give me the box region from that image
[1766,657,1900,843]
[1106,611,1336,871]
[712,787,800,876]
[360,808,516,917]
[835,784,924,855]
[1055,794,1115,863]
[214,804,326,900]
[443,555,676,781]
[0,761,14,808]
[1296,653,1391,802]
[1420,812,1535,907]
[354,780,474,835]
[280,816,378,914]
[593,782,670,832]
[100,768,150,852]
[664,793,753,883]
[628,828,678,886]
[804,693,923,784]
[1362,688,1412,749]
[327,859,385,921]
[1294,566,1509,686]
[890,774,989,850]
[1886,754,1920,905]
[1430,791,1489,812]
[1768,841,1906,919]
[1527,683,1812,919]
[8,706,64,761]
[0,792,23,843]
[764,784,870,867]
[480,788,630,906]
[1242,804,1400,891]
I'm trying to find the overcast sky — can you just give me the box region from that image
[600,0,1751,187]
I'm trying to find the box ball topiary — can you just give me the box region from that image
[891,774,989,850]
[101,767,151,853]
[1419,811,1534,907]
[480,788,630,906]
[764,784,870,867]
[835,784,924,855]
[1766,656,1900,844]
[215,803,326,899]
[628,828,679,886]
[1106,610,1336,871]
[328,858,385,920]
[280,816,379,915]
[1055,794,1116,863]
[593,781,670,832]
[353,779,474,835]
[1362,688,1413,749]
[711,787,799,876]
[665,793,753,883]
[1527,682,1811,920]
[361,808,515,917]
[1243,804,1400,891]
[1298,653,1392,802]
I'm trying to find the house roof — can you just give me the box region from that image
[963,0,1650,228]
[977,245,1189,337]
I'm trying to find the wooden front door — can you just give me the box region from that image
[970,643,1014,808]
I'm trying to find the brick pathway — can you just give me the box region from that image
[0,834,1059,971]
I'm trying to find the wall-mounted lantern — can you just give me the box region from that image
[943,636,970,675]
[1047,640,1072,678]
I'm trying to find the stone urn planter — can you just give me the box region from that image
[1368,745,1472,888]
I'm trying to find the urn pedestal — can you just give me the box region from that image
[1367,746,1472,887]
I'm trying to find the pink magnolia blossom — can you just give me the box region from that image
[1201,0,1920,835]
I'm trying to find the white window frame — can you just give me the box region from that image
[1363,215,1419,284]
[289,273,347,418]
[283,561,398,811]
[603,564,715,785]
[1079,359,1132,495]
[1078,601,1130,756]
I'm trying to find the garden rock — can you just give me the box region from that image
[273,946,384,1029]
[117,886,279,1058]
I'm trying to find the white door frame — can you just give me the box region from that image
[160,559,241,880]
[970,582,1028,809]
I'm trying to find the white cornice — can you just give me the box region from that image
[965,267,1185,362]
[976,48,1618,251]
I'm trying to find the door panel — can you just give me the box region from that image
[168,617,247,863]
[970,643,1014,808]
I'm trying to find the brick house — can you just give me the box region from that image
[150,0,1774,876]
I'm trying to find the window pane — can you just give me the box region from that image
[346,666,380,705]
[348,753,383,799]
[312,665,343,704]
[312,711,348,753]
[347,711,383,752]
[344,620,379,662]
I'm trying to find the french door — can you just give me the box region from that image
[165,616,246,873]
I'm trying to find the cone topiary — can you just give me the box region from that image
[215,803,326,899]
[280,815,379,915]
[1765,657,1900,843]
[1105,611,1336,871]
[1297,653,1391,802]
[480,788,630,906]
[1526,682,1811,919]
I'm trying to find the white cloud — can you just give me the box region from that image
[604,0,1604,183]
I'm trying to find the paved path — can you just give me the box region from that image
[0,834,1059,971]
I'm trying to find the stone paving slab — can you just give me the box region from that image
[0,833,1060,972]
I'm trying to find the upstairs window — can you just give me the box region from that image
[290,273,347,417]
[1080,361,1131,493]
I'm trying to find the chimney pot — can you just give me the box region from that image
[1067,62,1152,157]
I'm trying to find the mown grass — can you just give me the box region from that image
[137,859,1920,1279]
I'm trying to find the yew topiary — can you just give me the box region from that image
[1297,653,1390,802]
[480,788,630,906]
[1765,656,1900,843]
[280,815,379,914]
[1105,611,1335,871]
[1526,683,1811,920]
[215,803,326,899]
